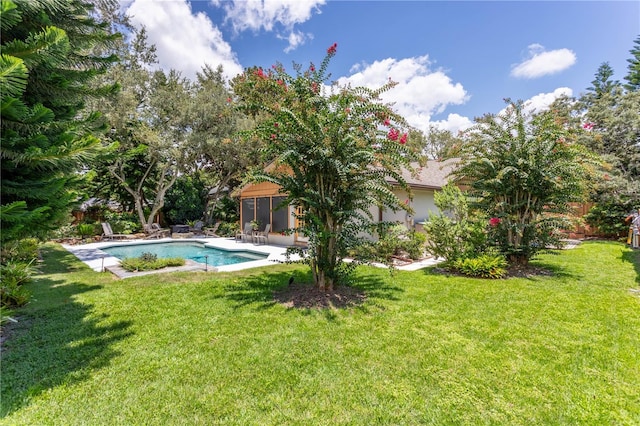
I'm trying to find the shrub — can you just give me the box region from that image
[354,224,427,263]
[103,211,141,234]
[1,279,31,308]
[120,255,185,272]
[403,230,427,259]
[76,223,97,239]
[423,184,487,262]
[217,221,239,238]
[139,252,158,263]
[0,261,35,307]
[451,254,508,279]
[0,238,39,264]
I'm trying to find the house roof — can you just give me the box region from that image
[388,158,458,190]
[237,157,459,197]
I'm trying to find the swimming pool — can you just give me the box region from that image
[101,242,267,267]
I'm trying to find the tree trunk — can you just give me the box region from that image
[310,216,337,292]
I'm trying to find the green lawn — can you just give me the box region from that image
[1,241,639,425]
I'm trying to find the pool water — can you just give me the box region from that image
[102,242,267,267]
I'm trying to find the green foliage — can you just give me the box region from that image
[120,254,184,272]
[234,44,420,290]
[374,224,427,261]
[0,0,120,243]
[454,100,593,265]
[0,238,38,264]
[189,66,263,225]
[0,237,37,307]
[1,274,32,308]
[451,253,508,279]
[584,186,640,237]
[139,252,158,263]
[163,175,207,225]
[76,223,97,239]
[624,35,640,92]
[208,195,239,224]
[216,221,239,237]
[103,210,140,234]
[559,53,640,235]
[423,184,487,262]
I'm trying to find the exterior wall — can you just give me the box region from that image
[239,182,444,245]
[380,188,439,228]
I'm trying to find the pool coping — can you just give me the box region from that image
[61,237,298,278]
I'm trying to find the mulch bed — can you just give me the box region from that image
[273,282,367,309]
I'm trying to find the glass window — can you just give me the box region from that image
[256,197,270,230]
[271,196,288,233]
[241,198,255,228]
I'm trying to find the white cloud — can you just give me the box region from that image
[511,44,576,79]
[523,87,573,114]
[219,0,325,52]
[430,114,474,134]
[280,29,313,53]
[337,56,470,134]
[124,0,243,80]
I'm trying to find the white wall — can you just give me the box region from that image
[381,188,439,228]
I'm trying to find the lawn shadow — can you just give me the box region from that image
[215,267,402,311]
[214,270,297,310]
[621,248,640,285]
[352,270,404,302]
[1,252,133,417]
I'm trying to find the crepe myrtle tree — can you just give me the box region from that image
[453,99,594,265]
[234,43,419,291]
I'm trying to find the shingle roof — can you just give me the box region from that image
[386,158,459,190]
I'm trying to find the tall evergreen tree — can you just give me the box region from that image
[624,35,640,92]
[0,0,119,242]
[587,62,620,97]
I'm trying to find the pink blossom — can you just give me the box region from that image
[582,122,595,130]
[270,134,276,140]
[274,122,279,128]
[400,133,407,144]
[226,97,231,103]
[327,42,338,55]
[489,217,501,227]
[387,128,399,141]
[383,118,390,126]
[310,65,315,72]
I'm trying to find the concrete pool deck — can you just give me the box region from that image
[62,237,443,278]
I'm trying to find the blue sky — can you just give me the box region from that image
[121,0,639,133]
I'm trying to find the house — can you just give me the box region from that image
[236,158,458,246]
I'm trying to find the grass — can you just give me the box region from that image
[1,241,639,425]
